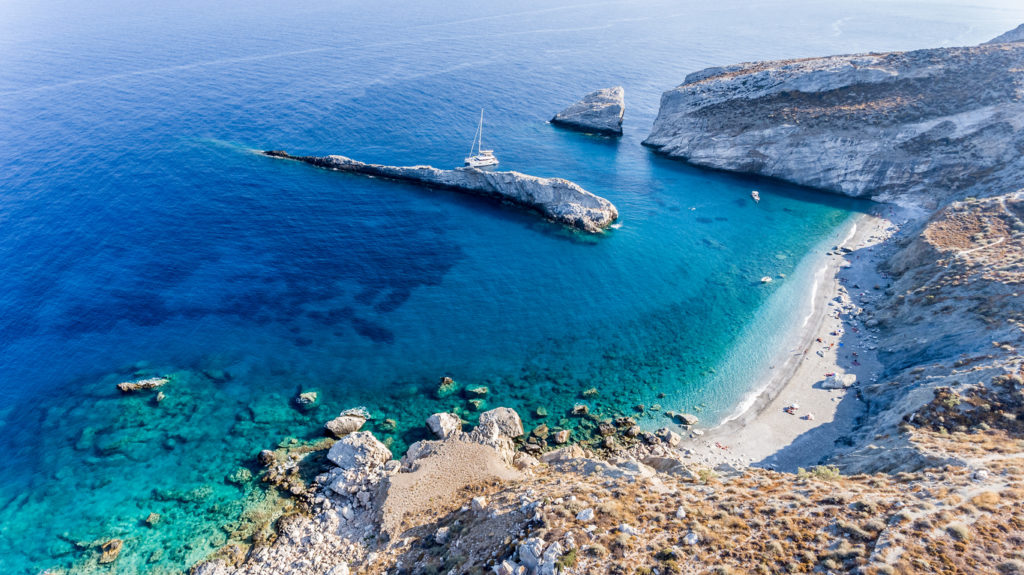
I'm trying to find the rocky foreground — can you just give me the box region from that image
[263,151,619,233]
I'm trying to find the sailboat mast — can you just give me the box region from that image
[478,108,484,152]
[469,114,479,157]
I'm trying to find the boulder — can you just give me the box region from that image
[518,537,546,571]
[478,407,524,438]
[540,445,585,463]
[551,86,625,135]
[539,540,564,575]
[676,413,699,426]
[656,427,682,447]
[325,407,370,438]
[553,429,571,444]
[425,412,462,439]
[822,373,856,389]
[326,431,392,470]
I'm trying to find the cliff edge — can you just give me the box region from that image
[643,43,1024,206]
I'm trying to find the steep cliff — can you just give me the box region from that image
[644,43,1024,205]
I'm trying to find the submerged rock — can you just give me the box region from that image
[465,385,489,398]
[436,376,459,399]
[263,151,618,233]
[99,539,123,563]
[551,86,625,135]
[116,377,168,392]
[295,391,319,410]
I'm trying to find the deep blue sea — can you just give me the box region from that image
[2,0,1022,572]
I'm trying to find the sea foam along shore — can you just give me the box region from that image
[685,207,906,471]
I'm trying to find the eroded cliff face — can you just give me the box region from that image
[831,192,1024,474]
[643,44,1024,206]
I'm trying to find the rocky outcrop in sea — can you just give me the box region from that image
[643,43,1024,206]
[263,151,618,233]
[551,86,625,136]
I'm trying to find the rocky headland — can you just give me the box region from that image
[262,151,619,233]
[118,28,1024,575]
[643,42,1024,206]
[550,87,626,136]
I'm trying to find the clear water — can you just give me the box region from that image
[1,0,1022,573]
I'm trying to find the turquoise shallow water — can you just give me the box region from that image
[2,0,1023,573]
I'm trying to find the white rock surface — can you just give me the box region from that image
[327,431,392,470]
[551,86,625,135]
[264,152,618,233]
[644,42,1024,204]
[325,414,366,438]
[478,407,525,439]
[821,373,857,389]
[425,412,462,439]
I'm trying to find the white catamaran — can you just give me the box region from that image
[464,108,499,168]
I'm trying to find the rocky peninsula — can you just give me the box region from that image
[550,87,625,136]
[643,42,1024,206]
[263,151,618,233]
[176,28,1024,575]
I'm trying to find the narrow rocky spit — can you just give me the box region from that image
[263,151,618,233]
[550,87,625,136]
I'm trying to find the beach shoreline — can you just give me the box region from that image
[680,206,905,470]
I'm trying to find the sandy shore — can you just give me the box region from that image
[677,206,908,471]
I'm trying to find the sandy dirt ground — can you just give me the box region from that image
[677,204,916,471]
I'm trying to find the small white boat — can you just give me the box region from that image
[751,190,760,203]
[464,108,499,168]
[760,276,773,283]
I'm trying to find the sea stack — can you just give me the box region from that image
[263,151,618,233]
[551,86,625,136]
